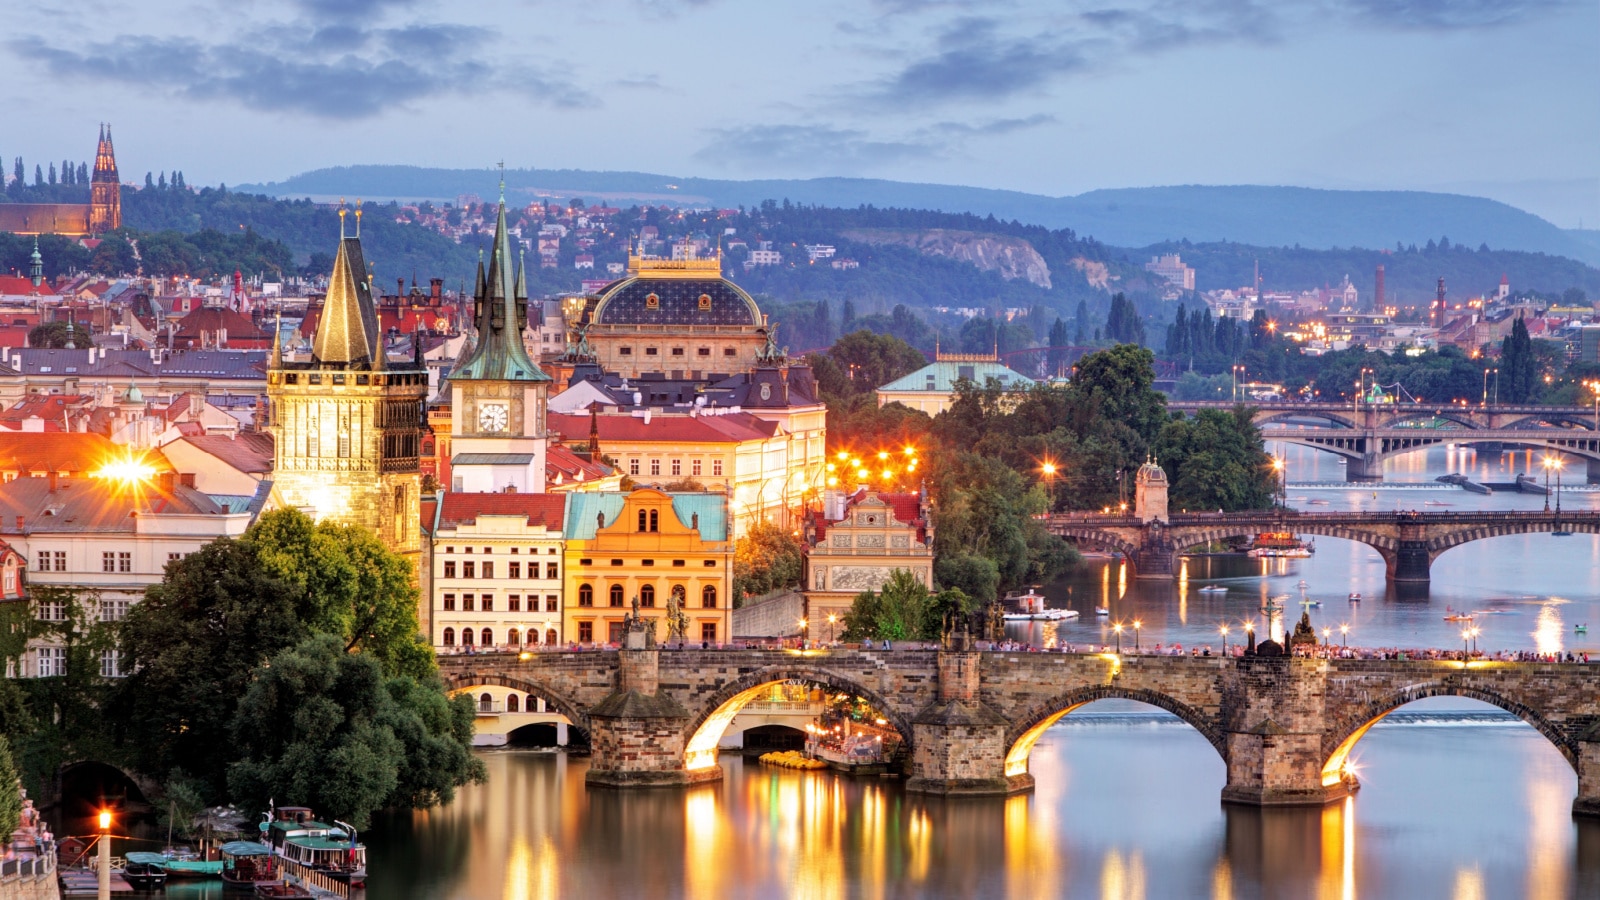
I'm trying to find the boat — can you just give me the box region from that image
[1348,593,1362,602]
[263,806,367,888]
[1246,533,1314,558]
[220,841,279,886]
[120,861,168,891]
[1443,607,1474,623]
[256,883,315,899]
[1094,607,1110,617]
[1297,580,1309,589]
[1577,624,1589,634]
[125,850,224,879]
[1198,585,1228,595]
[1301,599,1322,608]
[1003,608,1080,621]
[1554,529,1574,537]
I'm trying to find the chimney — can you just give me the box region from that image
[179,473,196,488]
[14,516,23,532]
[47,472,58,492]
[431,278,443,302]
[157,472,175,492]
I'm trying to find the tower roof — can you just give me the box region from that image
[310,234,382,368]
[93,124,118,184]
[452,189,550,383]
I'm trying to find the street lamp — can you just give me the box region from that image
[98,809,112,900]
[1133,619,1142,652]
[1482,368,1491,407]
[1113,622,1123,654]
[1322,627,1331,647]
[1340,623,1349,648]
[827,613,837,645]
[1553,456,1565,516]
[1272,456,1286,507]
[798,618,808,647]
[1542,456,1556,512]
[1586,380,1600,432]
[1219,624,1230,655]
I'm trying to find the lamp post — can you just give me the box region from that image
[827,613,837,645]
[1340,623,1349,648]
[1555,457,1565,516]
[798,618,808,648]
[98,809,112,900]
[1587,380,1600,432]
[1322,627,1331,648]
[1462,628,1471,658]
[1543,456,1555,512]
[1133,619,1142,653]
[1482,368,1491,407]
[1113,622,1123,654]
[1219,624,1230,656]
[1272,456,1286,508]
[1232,365,1245,402]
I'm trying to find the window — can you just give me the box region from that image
[578,622,593,643]
[629,459,640,476]
[118,552,131,573]
[508,628,520,646]
[509,562,521,579]
[609,585,624,607]
[671,459,681,476]
[619,347,632,356]
[37,600,66,621]
[481,628,493,647]
[546,628,558,645]
[167,552,182,564]
[641,559,655,567]
[672,560,685,567]
[462,628,474,647]
[723,348,736,357]
[697,347,711,357]
[671,348,684,357]
[103,552,116,573]
[638,509,648,532]
[546,595,559,612]
[507,693,520,712]
[100,649,122,678]
[463,594,475,611]
[37,647,66,678]
[546,563,558,579]
[463,561,476,579]
[578,584,594,607]
[481,595,494,612]
[640,585,655,607]
[442,627,455,646]
[53,552,64,572]
[713,459,723,476]
[443,593,456,611]
[482,562,494,579]
[100,599,130,622]
[702,585,718,608]
[35,552,48,572]
[692,459,701,476]
[611,559,623,566]
[649,510,659,532]
[645,347,658,356]
[701,622,718,643]
[509,594,521,612]
[580,558,593,566]
[650,459,660,476]
[444,561,457,578]
[704,560,717,567]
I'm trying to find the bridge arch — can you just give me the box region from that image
[1429,521,1600,562]
[442,672,590,731]
[1042,525,1140,558]
[1252,409,1358,429]
[1002,686,1227,779]
[1166,523,1397,560]
[681,665,916,773]
[1320,682,1577,789]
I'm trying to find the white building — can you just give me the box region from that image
[425,492,566,651]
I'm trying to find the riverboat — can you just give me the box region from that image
[1197,585,1228,595]
[120,861,167,890]
[255,883,315,899]
[1247,532,1314,558]
[1348,593,1362,602]
[125,850,224,879]
[220,841,279,886]
[263,806,367,888]
[1443,608,1474,622]
[1094,607,1110,617]
[1577,624,1588,634]
[1003,608,1080,621]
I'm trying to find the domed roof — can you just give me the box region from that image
[121,380,143,404]
[591,256,761,327]
[1136,458,1168,483]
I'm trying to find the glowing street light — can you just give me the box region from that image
[1112,621,1124,654]
[98,808,113,900]
[1322,626,1331,647]
[798,618,809,647]
[1219,624,1230,655]
[827,613,837,644]
[1133,619,1142,652]
[1340,623,1349,648]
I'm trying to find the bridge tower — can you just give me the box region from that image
[1134,459,1168,523]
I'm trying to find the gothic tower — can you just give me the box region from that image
[448,186,552,493]
[88,124,121,234]
[267,207,429,559]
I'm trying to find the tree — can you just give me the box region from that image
[227,634,481,830]
[840,571,932,642]
[1104,293,1145,345]
[1499,316,1538,403]
[0,735,19,839]
[733,520,803,601]
[1047,317,1070,377]
[27,321,93,349]
[1073,299,1089,344]
[1153,408,1276,511]
[821,330,927,398]
[89,234,139,275]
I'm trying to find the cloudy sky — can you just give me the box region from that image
[2,0,1595,224]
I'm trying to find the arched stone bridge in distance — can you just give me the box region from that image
[438,647,1600,816]
[1043,509,1600,585]
[1168,400,1600,482]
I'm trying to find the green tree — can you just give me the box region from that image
[26,321,93,349]
[1499,316,1539,403]
[820,330,927,398]
[733,520,804,602]
[1104,293,1145,345]
[840,571,935,642]
[0,734,19,838]
[88,233,139,275]
[1153,408,1276,511]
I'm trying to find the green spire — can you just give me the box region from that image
[27,238,42,288]
[453,192,549,383]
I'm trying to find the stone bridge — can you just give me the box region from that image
[438,648,1600,815]
[1044,509,1600,584]
[1169,400,1600,432]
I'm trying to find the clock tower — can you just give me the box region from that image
[448,187,552,492]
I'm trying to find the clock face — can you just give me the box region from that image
[478,403,509,433]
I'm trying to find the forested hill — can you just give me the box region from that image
[237,166,1597,266]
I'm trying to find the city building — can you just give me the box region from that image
[0,472,260,677]
[0,126,121,236]
[1144,254,1195,293]
[265,212,429,561]
[158,432,274,495]
[801,489,933,628]
[562,490,733,646]
[447,191,553,495]
[577,251,772,378]
[874,349,1034,415]
[427,492,566,652]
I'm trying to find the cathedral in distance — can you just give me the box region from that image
[0,125,122,236]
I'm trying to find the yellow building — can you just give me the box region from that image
[802,490,935,628]
[266,214,428,560]
[562,489,732,646]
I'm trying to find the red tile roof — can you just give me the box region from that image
[437,492,566,530]
[0,276,56,296]
[546,443,612,484]
[0,432,173,476]
[0,395,93,428]
[172,432,274,474]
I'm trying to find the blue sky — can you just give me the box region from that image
[2,0,1595,225]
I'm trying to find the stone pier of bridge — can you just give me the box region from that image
[440,648,1600,815]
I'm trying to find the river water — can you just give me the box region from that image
[169,445,1600,898]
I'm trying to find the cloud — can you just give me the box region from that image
[923,113,1057,137]
[9,19,590,118]
[694,124,937,172]
[1341,0,1572,29]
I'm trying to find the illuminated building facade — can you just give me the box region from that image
[266,215,428,559]
[427,492,565,651]
[448,191,553,494]
[802,490,933,627]
[562,490,732,646]
[0,125,121,236]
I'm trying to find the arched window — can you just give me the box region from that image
[640,584,655,607]
[462,628,474,646]
[508,628,520,646]
[479,693,493,712]
[649,509,659,532]
[579,584,594,607]
[638,509,648,532]
[442,627,455,646]
[609,585,624,607]
[546,628,558,646]
[506,694,520,713]
[526,628,539,646]
[702,585,717,608]
[481,628,493,647]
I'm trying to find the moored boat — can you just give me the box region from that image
[264,806,367,888]
[220,841,279,886]
[256,883,315,899]
[120,861,168,890]
[1198,585,1228,595]
[125,850,224,879]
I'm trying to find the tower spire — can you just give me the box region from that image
[310,225,380,368]
[452,185,548,384]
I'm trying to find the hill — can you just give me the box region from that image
[236,166,1600,266]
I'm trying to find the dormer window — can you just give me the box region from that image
[645,293,660,309]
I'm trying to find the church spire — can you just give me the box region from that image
[310,205,381,368]
[452,188,549,383]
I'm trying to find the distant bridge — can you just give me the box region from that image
[1043,508,1600,585]
[1168,400,1600,432]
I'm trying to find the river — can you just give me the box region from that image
[168,445,1600,898]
